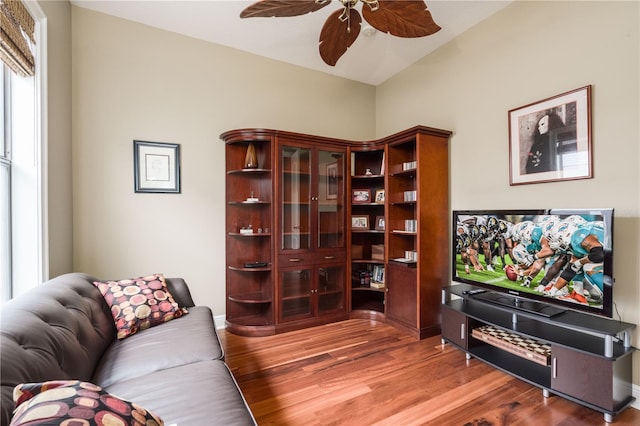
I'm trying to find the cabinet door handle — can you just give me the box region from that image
[324,255,335,260]
[460,323,465,340]
[288,258,302,262]
[552,357,557,378]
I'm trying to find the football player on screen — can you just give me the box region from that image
[540,218,606,305]
[456,222,483,274]
[488,217,513,268]
[515,216,562,288]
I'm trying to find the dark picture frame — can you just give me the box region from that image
[352,189,370,203]
[508,85,592,185]
[326,162,338,200]
[134,140,181,193]
[375,216,385,231]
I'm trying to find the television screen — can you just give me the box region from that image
[452,208,614,318]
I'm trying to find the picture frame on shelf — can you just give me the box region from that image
[351,215,369,229]
[326,162,338,200]
[133,140,181,193]
[374,189,385,203]
[508,85,592,185]
[352,189,370,203]
[372,265,385,284]
[375,216,385,231]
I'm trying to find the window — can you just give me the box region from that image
[0,65,10,302]
[0,1,47,303]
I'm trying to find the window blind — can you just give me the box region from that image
[0,0,35,77]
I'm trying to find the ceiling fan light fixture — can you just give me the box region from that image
[362,26,376,37]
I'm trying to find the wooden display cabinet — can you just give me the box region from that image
[222,126,451,338]
[276,138,348,332]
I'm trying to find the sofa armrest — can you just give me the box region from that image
[165,278,195,308]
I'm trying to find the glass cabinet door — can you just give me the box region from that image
[317,150,345,249]
[280,268,312,321]
[317,265,345,314]
[281,146,311,251]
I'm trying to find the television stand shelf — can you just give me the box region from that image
[441,284,636,423]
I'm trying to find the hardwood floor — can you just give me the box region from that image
[220,319,639,426]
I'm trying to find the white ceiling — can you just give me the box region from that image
[70,0,511,86]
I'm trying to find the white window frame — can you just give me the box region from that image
[1,1,48,301]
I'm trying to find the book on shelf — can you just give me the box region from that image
[403,190,417,202]
[404,219,418,232]
[392,257,417,264]
[402,160,416,171]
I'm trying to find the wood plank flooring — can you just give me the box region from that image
[219,319,639,426]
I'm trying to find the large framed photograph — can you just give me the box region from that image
[134,140,181,193]
[508,85,592,185]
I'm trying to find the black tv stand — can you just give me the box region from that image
[441,284,636,423]
[471,291,566,318]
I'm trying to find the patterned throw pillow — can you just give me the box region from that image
[10,380,164,425]
[93,273,187,340]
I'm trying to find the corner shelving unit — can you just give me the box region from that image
[222,129,275,336]
[222,126,451,338]
[348,147,387,320]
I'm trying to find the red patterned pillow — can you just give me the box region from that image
[10,380,164,425]
[93,273,187,340]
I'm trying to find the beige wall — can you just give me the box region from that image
[67,1,638,386]
[376,1,640,385]
[40,0,73,278]
[70,6,375,314]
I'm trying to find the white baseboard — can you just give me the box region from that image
[212,313,640,412]
[214,314,226,330]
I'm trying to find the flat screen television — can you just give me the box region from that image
[452,208,614,318]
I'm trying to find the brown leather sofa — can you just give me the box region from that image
[0,272,256,426]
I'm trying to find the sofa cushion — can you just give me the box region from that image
[93,273,187,340]
[1,273,116,426]
[10,380,164,426]
[92,306,224,388]
[104,360,256,426]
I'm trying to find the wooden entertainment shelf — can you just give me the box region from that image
[441,284,636,423]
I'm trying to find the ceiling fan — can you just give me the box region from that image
[240,0,441,66]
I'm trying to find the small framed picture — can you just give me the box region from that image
[352,189,370,203]
[375,216,385,231]
[351,215,369,229]
[134,140,181,193]
[374,189,385,203]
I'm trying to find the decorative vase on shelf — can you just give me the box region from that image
[244,143,258,169]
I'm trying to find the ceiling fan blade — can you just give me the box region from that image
[362,0,441,38]
[319,8,361,66]
[240,0,331,18]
